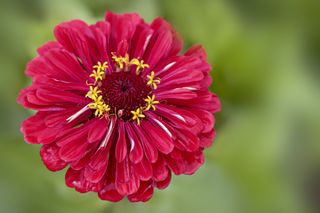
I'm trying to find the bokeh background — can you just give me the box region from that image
[0,0,320,212]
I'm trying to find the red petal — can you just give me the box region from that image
[129,23,153,59]
[59,140,88,162]
[156,87,197,100]
[133,124,158,163]
[65,168,102,193]
[125,123,144,164]
[36,87,88,105]
[87,118,109,143]
[155,171,171,190]
[166,150,204,175]
[104,12,141,51]
[43,108,77,127]
[70,148,94,170]
[43,49,89,82]
[199,128,216,148]
[54,20,94,71]
[84,147,109,183]
[151,17,183,56]
[99,116,117,148]
[20,111,69,145]
[90,21,110,63]
[37,126,66,145]
[184,45,208,60]
[155,104,199,128]
[141,121,174,154]
[115,156,140,195]
[128,181,154,202]
[166,91,220,113]
[25,57,49,77]
[152,156,169,182]
[190,109,214,133]
[158,57,204,86]
[98,183,123,202]
[146,112,176,139]
[133,157,153,181]
[116,39,129,56]
[37,41,62,56]
[115,120,127,162]
[20,111,46,144]
[58,130,89,162]
[174,129,200,152]
[65,167,80,188]
[40,143,67,171]
[144,30,172,69]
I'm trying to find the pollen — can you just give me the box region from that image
[85,86,102,99]
[90,61,108,82]
[88,95,110,117]
[130,58,150,75]
[93,61,108,72]
[131,108,145,125]
[144,94,159,111]
[146,71,160,90]
[111,53,130,70]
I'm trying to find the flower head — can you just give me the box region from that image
[17,12,220,202]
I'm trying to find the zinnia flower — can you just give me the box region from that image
[17,11,221,202]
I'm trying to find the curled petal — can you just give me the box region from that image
[40,143,67,171]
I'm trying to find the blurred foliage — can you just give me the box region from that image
[0,0,319,212]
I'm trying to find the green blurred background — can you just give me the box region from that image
[0,0,320,212]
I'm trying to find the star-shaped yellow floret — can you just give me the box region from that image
[85,86,102,99]
[90,61,108,82]
[130,58,150,75]
[93,61,108,72]
[131,108,145,125]
[90,70,104,82]
[111,53,130,70]
[144,94,159,111]
[94,103,110,117]
[146,71,160,90]
[88,95,110,117]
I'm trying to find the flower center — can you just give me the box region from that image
[66,53,161,125]
[102,72,152,121]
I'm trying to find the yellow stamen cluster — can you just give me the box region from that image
[147,71,161,90]
[90,61,108,82]
[86,62,110,117]
[130,70,161,125]
[144,95,159,111]
[111,53,130,70]
[131,94,159,125]
[88,95,110,117]
[130,58,150,75]
[131,108,145,125]
[85,86,101,99]
[111,53,151,76]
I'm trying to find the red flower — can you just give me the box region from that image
[17,12,220,202]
